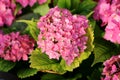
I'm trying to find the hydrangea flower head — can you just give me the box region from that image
[37,6,88,65]
[0,32,35,62]
[102,55,120,80]
[0,0,15,26]
[104,11,120,44]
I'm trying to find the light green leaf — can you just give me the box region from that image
[17,19,39,41]
[60,27,94,71]
[0,58,16,72]
[17,68,38,78]
[29,49,66,74]
[57,0,71,9]
[33,3,49,16]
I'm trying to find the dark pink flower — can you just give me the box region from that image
[102,55,120,80]
[0,32,35,62]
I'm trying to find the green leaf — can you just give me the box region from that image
[14,4,22,15]
[3,13,39,34]
[29,48,66,74]
[93,38,119,65]
[0,58,16,72]
[33,3,49,16]
[71,0,80,8]
[17,68,38,78]
[60,27,94,71]
[57,0,71,9]
[77,0,96,15]
[17,19,39,41]
[41,73,64,80]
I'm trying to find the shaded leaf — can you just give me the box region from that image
[17,68,38,78]
[0,58,16,72]
[41,73,64,80]
[93,38,119,65]
[77,0,96,15]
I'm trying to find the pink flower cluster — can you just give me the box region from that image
[94,0,120,44]
[0,0,15,26]
[102,55,120,80]
[37,6,88,65]
[16,0,47,8]
[0,32,35,62]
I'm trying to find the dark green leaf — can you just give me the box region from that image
[0,58,16,72]
[77,0,96,15]
[93,38,119,65]
[41,73,64,80]
[17,68,38,78]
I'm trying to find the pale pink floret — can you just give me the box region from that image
[104,12,120,44]
[102,55,120,80]
[0,32,35,62]
[37,7,88,65]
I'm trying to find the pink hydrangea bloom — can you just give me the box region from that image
[104,11,120,44]
[37,6,88,65]
[16,0,47,7]
[102,55,120,80]
[0,32,35,62]
[93,0,119,26]
[0,0,15,26]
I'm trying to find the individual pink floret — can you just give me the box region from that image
[0,32,35,62]
[37,6,88,65]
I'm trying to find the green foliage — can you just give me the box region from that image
[76,0,97,15]
[17,19,39,41]
[0,58,16,72]
[57,0,71,9]
[17,68,38,78]
[41,73,64,80]
[29,48,66,74]
[93,38,119,65]
[33,3,50,16]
